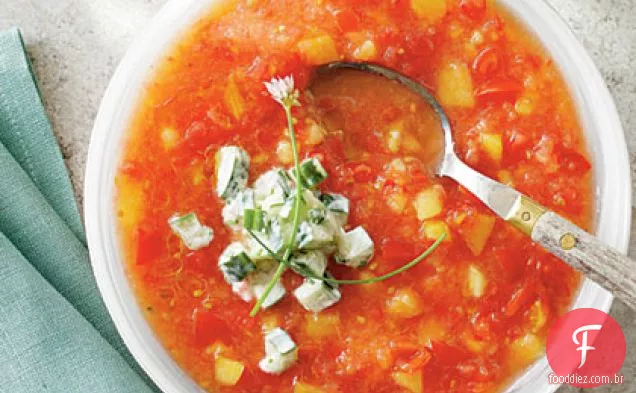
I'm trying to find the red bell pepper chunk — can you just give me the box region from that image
[475,79,522,102]
[193,310,232,346]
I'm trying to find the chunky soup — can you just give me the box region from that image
[116,0,593,392]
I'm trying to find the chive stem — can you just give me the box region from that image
[250,105,304,317]
[247,229,446,285]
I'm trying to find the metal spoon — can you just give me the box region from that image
[318,61,636,311]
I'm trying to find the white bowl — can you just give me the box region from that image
[84,1,632,392]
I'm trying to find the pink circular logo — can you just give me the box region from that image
[546,308,626,388]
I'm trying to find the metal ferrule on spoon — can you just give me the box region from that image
[319,61,636,311]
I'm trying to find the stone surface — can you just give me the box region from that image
[1,1,635,392]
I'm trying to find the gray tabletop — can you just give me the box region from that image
[2,1,634,392]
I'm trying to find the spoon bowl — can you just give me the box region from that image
[317,61,636,312]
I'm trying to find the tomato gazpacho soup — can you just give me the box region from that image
[116,0,594,392]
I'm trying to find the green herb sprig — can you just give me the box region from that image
[249,76,446,316]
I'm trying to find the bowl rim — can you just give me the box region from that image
[84,1,632,393]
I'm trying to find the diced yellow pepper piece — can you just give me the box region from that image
[437,62,475,108]
[387,128,403,153]
[116,176,144,232]
[421,220,451,242]
[413,186,444,220]
[464,334,488,353]
[386,288,424,319]
[214,356,245,386]
[402,132,423,154]
[392,370,423,393]
[160,127,179,150]
[509,333,544,363]
[305,313,341,339]
[261,313,281,333]
[480,133,503,163]
[461,213,496,256]
[417,318,447,346]
[224,76,245,120]
[297,35,340,65]
[387,191,408,214]
[294,382,327,393]
[467,265,487,298]
[353,40,378,61]
[515,97,534,116]
[528,300,547,332]
[410,0,447,24]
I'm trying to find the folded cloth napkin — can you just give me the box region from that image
[0,28,159,393]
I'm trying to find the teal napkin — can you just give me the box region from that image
[0,28,159,393]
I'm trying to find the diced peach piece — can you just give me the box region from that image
[410,0,447,24]
[437,62,475,108]
[413,186,444,220]
[386,288,424,319]
[480,133,503,163]
[421,220,451,242]
[392,370,423,393]
[461,213,496,256]
[305,313,341,339]
[214,356,245,386]
[467,265,487,298]
[294,382,327,393]
[224,76,245,120]
[297,35,340,65]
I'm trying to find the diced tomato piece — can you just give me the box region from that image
[193,310,232,346]
[184,121,220,151]
[381,239,422,262]
[459,0,487,20]
[136,228,163,265]
[475,79,522,102]
[350,162,374,182]
[430,342,470,365]
[472,46,502,79]
[558,148,591,173]
[503,281,536,317]
[334,9,361,32]
[120,161,144,180]
[503,128,531,164]
[311,135,346,169]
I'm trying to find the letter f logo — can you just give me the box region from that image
[572,324,602,368]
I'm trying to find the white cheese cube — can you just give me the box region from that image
[249,269,286,309]
[259,328,298,375]
[293,278,341,312]
[254,168,292,201]
[290,251,328,276]
[222,189,255,230]
[168,213,214,250]
[218,243,255,283]
[335,226,374,268]
[297,221,335,250]
[216,146,250,200]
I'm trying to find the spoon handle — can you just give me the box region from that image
[531,211,636,310]
[442,155,636,310]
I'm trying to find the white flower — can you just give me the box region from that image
[265,76,300,108]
